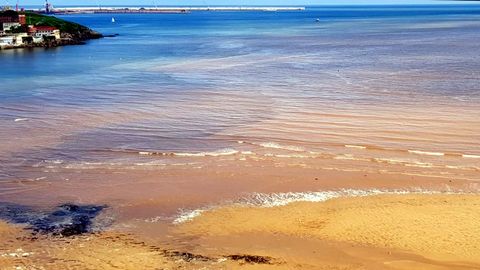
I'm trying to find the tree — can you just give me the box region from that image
[6,25,26,34]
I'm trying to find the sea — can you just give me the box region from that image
[0,5,479,230]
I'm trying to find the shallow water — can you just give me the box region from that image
[1,5,480,227]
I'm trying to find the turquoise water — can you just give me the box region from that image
[1,5,480,191]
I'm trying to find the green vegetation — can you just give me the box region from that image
[24,12,90,34]
[6,25,26,34]
[0,10,102,40]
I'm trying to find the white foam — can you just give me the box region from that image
[173,148,239,157]
[463,154,480,159]
[240,189,418,208]
[139,148,239,157]
[138,151,166,156]
[258,142,304,152]
[373,158,408,165]
[1,249,32,258]
[408,150,444,156]
[334,154,369,161]
[405,162,434,168]
[274,154,311,159]
[144,215,170,223]
[445,166,479,172]
[345,144,367,150]
[334,154,355,160]
[173,209,205,224]
[134,161,167,167]
[14,118,28,122]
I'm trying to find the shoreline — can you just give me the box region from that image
[2,193,480,269]
[0,37,101,50]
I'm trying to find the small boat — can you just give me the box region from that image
[111,17,116,23]
[315,18,320,22]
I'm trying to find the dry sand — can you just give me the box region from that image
[1,194,480,269]
[174,194,480,269]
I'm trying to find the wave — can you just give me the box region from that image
[139,148,240,157]
[138,151,165,156]
[373,158,409,165]
[257,142,304,152]
[334,154,370,162]
[372,158,439,169]
[445,165,480,171]
[174,148,239,157]
[272,154,312,159]
[408,150,445,156]
[124,145,477,164]
[405,162,434,168]
[239,189,431,208]
[14,118,29,122]
[345,144,367,150]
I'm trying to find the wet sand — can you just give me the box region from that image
[2,194,480,269]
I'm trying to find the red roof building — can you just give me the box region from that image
[33,26,58,31]
[30,25,61,40]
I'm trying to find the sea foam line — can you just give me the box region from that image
[408,150,445,156]
[345,145,367,150]
[14,118,28,122]
[173,209,206,224]
[139,148,240,157]
[172,188,458,224]
[258,142,304,152]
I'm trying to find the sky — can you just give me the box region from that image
[13,0,474,6]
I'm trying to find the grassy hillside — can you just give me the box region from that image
[0,10,102,40]
[25,12,91,33]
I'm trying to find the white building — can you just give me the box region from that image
[0,32,29,48]
[0,35,15,47]
[33,26,61,40]
[2,22,21,31]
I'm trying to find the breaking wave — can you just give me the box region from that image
[257,142,304,152]
[139,148,240,157]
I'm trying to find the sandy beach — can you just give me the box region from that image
[1,194,480,269]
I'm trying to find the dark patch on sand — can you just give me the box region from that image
[149,246,275,265]
[163,250,212,262]
[0,202,106,236]
[161,248,276,265]
[226,254,274,264]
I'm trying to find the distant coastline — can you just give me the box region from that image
[32,6,306,15]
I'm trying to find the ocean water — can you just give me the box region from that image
[1,6,480,219]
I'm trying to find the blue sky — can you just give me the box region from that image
[16,0,472,6]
